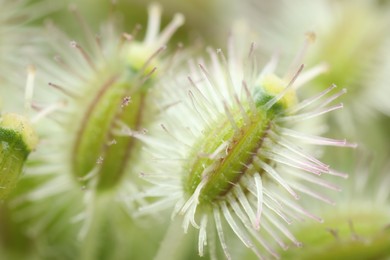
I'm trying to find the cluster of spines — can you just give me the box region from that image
[138,38,355,259]
[7,5,186,255]
[32,4,185,196]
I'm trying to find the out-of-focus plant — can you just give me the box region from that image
[278,153,390,259]
[2,3,185,259]
[239,0,390,154]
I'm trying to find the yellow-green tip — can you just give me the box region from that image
[0,113,38,151]
[260,74,298,109]
[125,43,161,77]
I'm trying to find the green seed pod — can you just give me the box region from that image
[184,73,298,206]
[139,35,355,259]
[40,4,184,192]
[10,5,184,259]
[0,113,38,200]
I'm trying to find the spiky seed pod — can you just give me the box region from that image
[35,3,184,193]
[7,4,184,259]
[138,34,355,259]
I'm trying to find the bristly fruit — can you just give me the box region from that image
[0,4,186,259]
[139,32,355,259]
[15,5,185,258]
[38,3,184,193]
